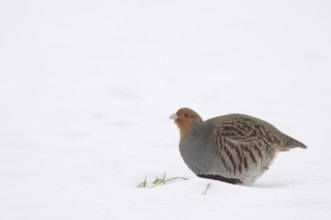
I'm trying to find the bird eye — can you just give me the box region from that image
[184,113,189,118]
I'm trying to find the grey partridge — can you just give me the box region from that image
[170,108,307,185]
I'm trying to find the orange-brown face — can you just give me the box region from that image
[170,108,203,139]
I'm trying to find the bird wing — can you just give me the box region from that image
[211,118,274,173]
[212,117,279,144]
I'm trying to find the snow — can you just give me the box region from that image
[1,0,331,219]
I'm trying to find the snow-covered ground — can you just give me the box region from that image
[1,0,331,219]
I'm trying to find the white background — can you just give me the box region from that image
[1,0,330,219]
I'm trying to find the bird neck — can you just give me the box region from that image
[178,121,202,140]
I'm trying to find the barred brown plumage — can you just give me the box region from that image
[170,108,307,185]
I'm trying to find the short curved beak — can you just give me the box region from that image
[169,113,179,120]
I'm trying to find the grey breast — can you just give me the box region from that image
[179,121,215,175]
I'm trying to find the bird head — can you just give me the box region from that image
[170,108,203,139]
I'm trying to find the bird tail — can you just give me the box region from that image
[282,135,307,150]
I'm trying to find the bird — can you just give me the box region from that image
[170,108,307,185]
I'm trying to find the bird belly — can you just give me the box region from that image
[179,140,215,176]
